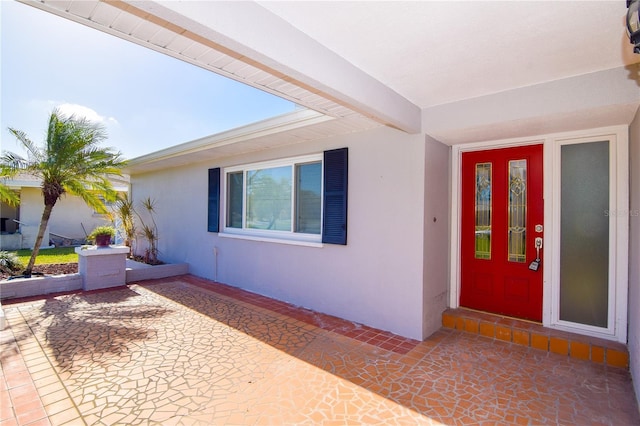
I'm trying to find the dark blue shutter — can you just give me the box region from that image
[322,148,348,245]
[208,168,220,232]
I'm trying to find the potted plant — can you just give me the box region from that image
[88,225,116,247]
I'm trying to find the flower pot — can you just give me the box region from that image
[95,234,112,247]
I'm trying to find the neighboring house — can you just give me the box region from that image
[23,0,640,405]
[0,174,129,250]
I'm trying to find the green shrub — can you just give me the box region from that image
[87,225,116,242]
[0,251,24,273]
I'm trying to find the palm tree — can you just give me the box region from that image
[1,109,127,276]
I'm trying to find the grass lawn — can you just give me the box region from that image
[13,247,78,265]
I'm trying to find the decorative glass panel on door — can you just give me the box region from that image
[475,163,491,259]
[508,160,527,263]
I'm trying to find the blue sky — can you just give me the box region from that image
[0,1,296,160]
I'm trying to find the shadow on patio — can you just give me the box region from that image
[39,289,172,372]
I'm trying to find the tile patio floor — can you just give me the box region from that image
[1,275,639,425]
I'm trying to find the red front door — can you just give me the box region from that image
[460,145,543,322]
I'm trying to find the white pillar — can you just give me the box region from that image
[75,246,130,291]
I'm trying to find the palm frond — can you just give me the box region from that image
[0,151,30,175]
[63,180,110,213]
[0,183,20,206]
[7,128,45,164]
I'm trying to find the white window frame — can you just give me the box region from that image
[550,131,629,342]
[220,154,324,246]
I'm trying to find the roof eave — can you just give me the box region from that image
[124,109,334,174]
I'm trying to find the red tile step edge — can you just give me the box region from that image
[443,308,629,368]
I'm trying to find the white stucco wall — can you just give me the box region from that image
[628,109,640,407]
[422,136,450,338]
[15,189,112,248]
[423,67,640,145]
[131,126,430,339]
[19,188,49,249]
[49,194,110,240]
[13,187,110,248]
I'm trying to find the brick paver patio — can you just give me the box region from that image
[1,275,639,425]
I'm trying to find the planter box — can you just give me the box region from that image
[126,261,189,283]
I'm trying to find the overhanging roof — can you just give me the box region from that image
[17,0,640,148]
[124,109,378,174]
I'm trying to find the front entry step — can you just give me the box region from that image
[442,308,629,369]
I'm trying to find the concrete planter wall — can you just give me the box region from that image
[1,256,189,302]
[125,261,189,283]
[0,274,83,300]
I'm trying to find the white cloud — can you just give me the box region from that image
[56,103,119,126]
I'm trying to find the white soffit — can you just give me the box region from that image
[124,109,372,174]
[21,0,389,133]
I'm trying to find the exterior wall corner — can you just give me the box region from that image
[627,109,640,407]
[422,135,451,339]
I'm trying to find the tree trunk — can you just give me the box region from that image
[24,202,55,276]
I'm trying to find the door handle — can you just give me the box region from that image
[534,237,543,250]
[529,237,543,271]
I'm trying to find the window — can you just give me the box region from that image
[225,154,323,242]
[208,148,348,245]
[295,162,322,234]
[560,141,610,327]
[93,195,115,215]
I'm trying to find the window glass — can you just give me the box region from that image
[227,172,243,228]
[224,154,324,241]
[475,162,491,259]
[296,162,322,234]
[560,141,609,327]
[246,166,292,231]
[508,159,527,263]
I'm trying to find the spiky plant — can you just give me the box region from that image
[137,197,159,264]
[113,192,137,257]
[0,251,23,275]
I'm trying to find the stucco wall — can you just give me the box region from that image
[19,188,49,249]
[17,188,111,248]
[422,135,450,337]
[49,194,110,240]
[629,109,640,407]
[423,67,640,144]
[131,126,430,339]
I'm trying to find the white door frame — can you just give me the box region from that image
[449,125,629,343]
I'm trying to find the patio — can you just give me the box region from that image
[1,275,638,425]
